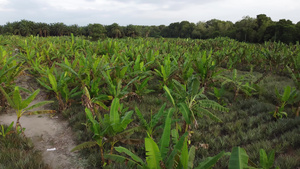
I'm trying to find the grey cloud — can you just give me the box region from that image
[5,0,45,11]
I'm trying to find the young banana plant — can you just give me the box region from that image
[107,107,226,169]
[164,77,228,130]
[0,121,14,138]
[71,98,137,166]
[0,86,53,132]
[154,54,178,87]
[286,63,300,116]
[37,70,81,112]
[192,50,221,89]
[271,86,300,119]
[219,69,256,101]
[134,103,167,138]
[228,147,279,169]
[106,108,188,168]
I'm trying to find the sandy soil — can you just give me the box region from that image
[0,74,84,169]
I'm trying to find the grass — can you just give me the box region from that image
[0,125,49,169]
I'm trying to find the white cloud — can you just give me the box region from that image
[0,0,299,26]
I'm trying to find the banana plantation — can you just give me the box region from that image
[0,35,299,168]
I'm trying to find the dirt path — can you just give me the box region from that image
[0,75,84,169]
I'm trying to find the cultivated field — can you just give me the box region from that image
[0,35,299,169]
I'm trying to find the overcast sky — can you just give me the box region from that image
[0,0,299,26]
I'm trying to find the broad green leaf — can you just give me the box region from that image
[21,89,40,109]
[93,100,109,110]
[6,121,14,134]
[188,146,196,169]
[196,107,222,122]
[163,85,175,106]
[180,138,189,169]
[190,78,200,96]
[104,154,144,169]
[151,103,167,128]
[56,62,79,78]
[71,141,97,152]
[115,146,144,164]
[195,151,226,169]
[135,107,149,130]
[228,147,249,169]
[13,86,22,110]
[267,150,275,169]
[110,98,120,125]
[160,108,174,160]
[120,110,134,127]
[171,129,179,145]
[166,132,188,168]
[0,86,16,109]
[282,86,291,102]
[260,149,268,169]
[48,73,57,92]
[178,102,191,124]
[145,137,162,169]
[120,66,128,79]
[85,108,100,136]
[37,79,53,91]
[23,101,53,112]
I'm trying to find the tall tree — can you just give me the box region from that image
[256,14,273,42]
[106,23,123,38]
[87,23,107,39]
[235,16,257,42]
[125,24,140,37]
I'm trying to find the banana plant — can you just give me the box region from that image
[179,53,194,84]
[228,147,279,169]
[271,86,300,119]
[0,86,53,132]
[209,86,226,104]
[134,103,167,137]
[0,121,14,138]
[0,50,24,109]
[219,69,256,101]
[106,108,190,168]
[286,64,300,116]
[37,69,81,112]
[107,107,227,169]
[192,50,221,89]
[101,65,136,99]
[154,54,178,87]
[133,77,154,98]
[71,98,137,166]
[164,77,228,129]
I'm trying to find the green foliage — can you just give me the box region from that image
[164,78,228,128]
[259,149,276,169]
[219,69,256,100]
[227,147,280,169]
[271,85,300,119]
[195,151,227,169]
[228,147,249,169]
[0,121,14,138]
[0,85,53,131]
[72,98,135,165]
[154,54,178,86]
[135,103,167,137]
[1,36,299,169]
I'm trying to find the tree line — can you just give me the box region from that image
[1,14,299,43]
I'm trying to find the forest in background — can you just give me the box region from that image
[1,14,300,44]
